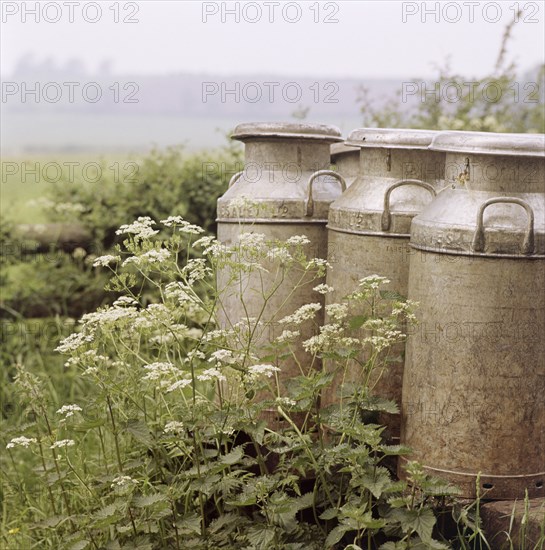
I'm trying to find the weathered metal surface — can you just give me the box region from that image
[216,122,344,402]
[400,131,545,499]
[323,129,444,441]
[331,143,360,188]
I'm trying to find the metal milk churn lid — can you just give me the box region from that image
[330,142,360,188]
[216,122,345,425]
[322,128,445,441]
[401,130,545,499]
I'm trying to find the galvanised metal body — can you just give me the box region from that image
[400,131,545,499]
[216,122,344,407]
[331,143,360,188]
[322,129,445,440]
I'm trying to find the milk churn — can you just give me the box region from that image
[400,131,545,499]
[216,122,345,416]
[331,142,360,188]
[322,129,445,441]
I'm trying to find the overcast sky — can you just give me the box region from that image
[1,1,544,79]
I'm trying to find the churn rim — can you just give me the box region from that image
[429,131,545,157]
[345,128,438,150]
[331,142,360,159]
[231,122,343,143]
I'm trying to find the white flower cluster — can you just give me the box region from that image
[92,255,121,267]
[55,332,94,354]
[247,364,280,378]
[359,275,390,290]
[325,303,349,321]
[197,368,226,382]
[182,258,211,284]
[286,235,310,246]
[116,217,158,239]
[279,303,322,325]
[313,284,334,295]
[111,475,138,488]
[208,349,235,364]
[80,306,138,328]
[113,296,139,307]
[392,300,418,323]
[275,330,300,344]
[275,397,296,407]
[123,248,171,267]
[165,379,192,393]
[142,362,178,381]
[306,258,331,270]
[165,282,193,304]
[266,247,292,263]
[160,216,185,226]
[303,323,343,354]
[6,436,37,449]
[56,404,82,418]
[50,439,75,450]
[164,421,185,434]
[238,232,267,249]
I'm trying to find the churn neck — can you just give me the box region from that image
[232,122,343,172]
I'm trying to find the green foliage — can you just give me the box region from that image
[358,10,544,134]
[45,143,243,248]
[1,218,460,549]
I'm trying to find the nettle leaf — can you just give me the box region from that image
[132,492,168,508]
[246,524,278,548]
[393,507,437,542]
[93,504,118,520]
[123,419,153,446]
[360,396,399,415]
[68,541,90,550]
[349,315,368,330]
[72,418,107,432]
[379,542,408,550]
[406,537,450,550]
[219,445,244,465]
[33,515,67,529]
[378,444,412,457]
[175,514,201,536]
[319,508,338,521]
[380,289,406,301]
[324,524,350,547]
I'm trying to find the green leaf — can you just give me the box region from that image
[246,525,277,548]
[132,493,168,508]
[380,290,406,301]
[325,524,350,548]
[124,419,153,446]
[175,514,201,536]
[219,445,244,465]
[319,507,338,521]
[393,507,437,542]
[349,315,368,329]
[69,541,90,550]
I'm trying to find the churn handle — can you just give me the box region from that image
[305,170,346,217]
[228,171,244,188]
[381,179,436,232]
[472,197,535,255]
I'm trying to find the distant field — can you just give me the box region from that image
[1,113,362,156]
[1,153,128,224]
